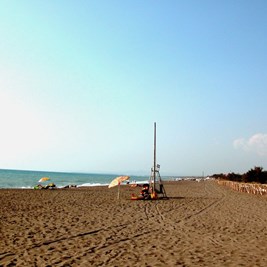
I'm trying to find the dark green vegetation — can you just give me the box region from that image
[212,167,267,184]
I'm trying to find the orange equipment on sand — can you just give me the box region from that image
[130,183,159,200]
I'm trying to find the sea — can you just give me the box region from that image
[0,169,151,189]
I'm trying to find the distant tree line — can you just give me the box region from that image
[212,167,267,184]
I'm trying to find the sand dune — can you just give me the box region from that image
[1,181,267,266]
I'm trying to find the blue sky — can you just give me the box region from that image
[0,0,266,176]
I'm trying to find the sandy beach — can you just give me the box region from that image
[1,181,267,266]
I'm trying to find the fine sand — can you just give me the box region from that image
[1,181,267,267]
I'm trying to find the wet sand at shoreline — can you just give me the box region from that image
[1,181,267,266]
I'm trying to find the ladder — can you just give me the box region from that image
[149,164,167,198]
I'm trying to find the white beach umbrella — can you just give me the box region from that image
[108,176,130,199]
[38,177,50,183]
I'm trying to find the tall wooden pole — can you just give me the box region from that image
[153,122,156,192]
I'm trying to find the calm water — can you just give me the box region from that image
[0,169,150,189]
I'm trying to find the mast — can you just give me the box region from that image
[149,122,167,199]
[153,122,156,192]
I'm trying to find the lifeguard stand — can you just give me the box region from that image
[149,164,167,198]
[149,122,168,199]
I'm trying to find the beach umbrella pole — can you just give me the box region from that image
[117,183,120,200]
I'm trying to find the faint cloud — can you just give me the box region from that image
[233,133,267,156]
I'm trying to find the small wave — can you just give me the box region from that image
[77,183,109,187]
[129,180,149,185]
